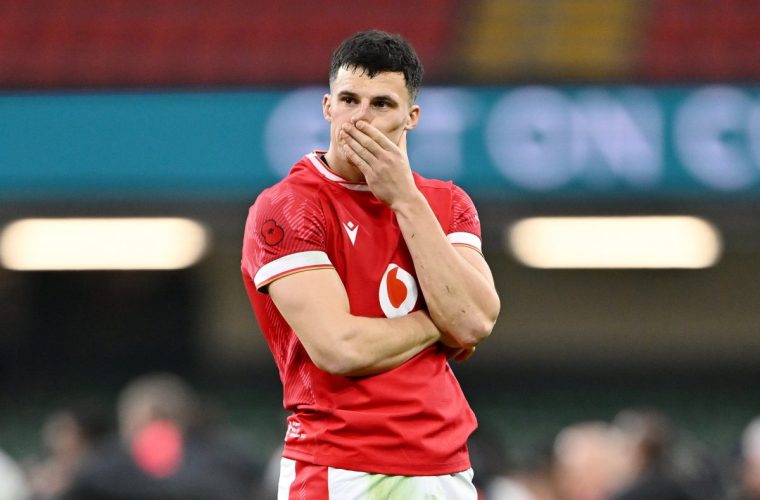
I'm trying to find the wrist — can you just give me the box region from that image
[390,188,425,215]
[410,309,443,343]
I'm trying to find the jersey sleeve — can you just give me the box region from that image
[242,186,333,291]
[446,184,483,254]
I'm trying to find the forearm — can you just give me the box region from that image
[269,271,441,377]
[334,309,441,376]
[392,192,500,347]
[337,119,498,347]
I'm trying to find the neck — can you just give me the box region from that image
[323,148,366,183]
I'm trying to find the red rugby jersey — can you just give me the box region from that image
[241,152,482,475]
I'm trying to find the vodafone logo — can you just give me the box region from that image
[378,264,418,318]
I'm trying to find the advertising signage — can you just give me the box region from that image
[2,86,760,200]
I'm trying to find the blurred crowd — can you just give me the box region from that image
[2,376,760,500]
[470,410,760,500]
[1,373,264,500]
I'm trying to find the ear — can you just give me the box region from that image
[322,94,332,122]
[404,104,421,131]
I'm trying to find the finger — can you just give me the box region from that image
[455,346,476,363]
[344,122,385,156]
[342,144,372,177]
[354,120,397,152]
[341,130,377,165]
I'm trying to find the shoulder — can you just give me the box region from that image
[253,164,321,209]
[243,164,330,252]
[412,172,475,206]
[249,173,326,226]
[413,171,454,193]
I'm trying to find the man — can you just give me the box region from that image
[241,30,500,499]
[62,373,260,500]
[608,410,699,500]
[739,416,760,500]
[553,421,630,500]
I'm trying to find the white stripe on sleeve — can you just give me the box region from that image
[253,251,333,288]
[447,232,482,251]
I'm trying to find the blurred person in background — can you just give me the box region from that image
[551,421,624,500]
[468,425,557,500]
[735,416,760,500]
[486,443,557,500]
[0,446,29,500]
[62,372,260,500]
[607,409,697,500]
[241,29,499,499]
[24,402,111,500]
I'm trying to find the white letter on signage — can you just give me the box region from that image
[486,87,575,190]
[675,86,757,190]
[574,88,662,187]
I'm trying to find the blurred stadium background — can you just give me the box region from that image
[2,0,760,490]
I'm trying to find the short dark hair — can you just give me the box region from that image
[329,30,423,102]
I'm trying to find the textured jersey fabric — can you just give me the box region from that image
[241,151,482,475]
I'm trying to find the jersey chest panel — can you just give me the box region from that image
[319,189,421,319]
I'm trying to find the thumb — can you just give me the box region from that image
[455,346,476,363]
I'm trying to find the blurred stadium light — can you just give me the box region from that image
[0,218,209,271]
[507,216,722,269]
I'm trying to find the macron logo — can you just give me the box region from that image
[343,221,359,245]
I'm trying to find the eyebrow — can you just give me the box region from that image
[337,91,399,104]
[372,95,397,103]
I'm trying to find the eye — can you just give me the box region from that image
[341,96,355,104]
[373,100,390,108]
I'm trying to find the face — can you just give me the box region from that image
[323,66,420,163]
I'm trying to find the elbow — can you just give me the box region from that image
[310,350,361,377]
[308,337,368,377]
[453,298,500,347]
[299,318,376,377]
[458,318,496,347]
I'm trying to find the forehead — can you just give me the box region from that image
[331,66,409,102]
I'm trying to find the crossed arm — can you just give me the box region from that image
[340,120,501,351]
[265,122,499,377]
[268,268,443,377]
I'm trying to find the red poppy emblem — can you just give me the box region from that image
[261,219,284,246]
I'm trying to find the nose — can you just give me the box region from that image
[351,100,372,123]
